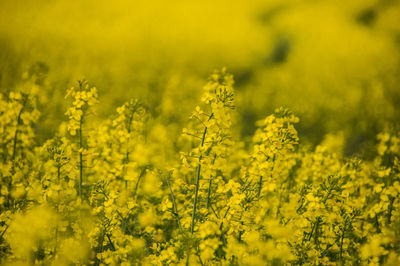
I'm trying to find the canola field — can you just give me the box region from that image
[1,0,400,265]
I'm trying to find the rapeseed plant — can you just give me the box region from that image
[0,70,399,265]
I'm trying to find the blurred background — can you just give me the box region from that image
[1,0,399,157]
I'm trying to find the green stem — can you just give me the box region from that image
[257,175,263,197]
[166,172,182,230]
[77,81,85,200]
[206,154,217,210]
[11,97,27,168]
[8,94,28,208]
[387,196,394,224]
[122,104,135,190]
[106,234,116,251]
[339,227,345,263]
[206,177,213,210]
[78,114,83,199]
[186,250,190,266]
[57,165,61,182]
[190,128,207,234]
[133,167,146,198]
[307,220,317,242]
[54,227,58,255]
[190,113,213,234]
[0,224,9,239]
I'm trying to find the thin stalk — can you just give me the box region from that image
[387,196,394,224]
[307,220,316,242]
[187,112,213,264]
[206,154,217,209]
[11,96,27,169]
[124,152,129,190]
[257,175,263,197]
[206,177,213,209]
[57,165,61,182]
[122,106,135,190]
[133,167,146,198]
[190,127,207,234]
[166,173,182,230]
[106,234,116,251]
[0,224,9,239]
[100,232,105,254]
[339,227,345,263]
[196,246,205,266]
[77,81,85,199]
[258,154,275,198]
[116,210,134,235]
[78,113,83,199]
[54,160,62,255]
[190,113,213,234]
[186,250,190,266]
[8,94,28,208]
[54,227,58,255]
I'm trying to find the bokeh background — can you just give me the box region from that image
[1,0,399,157]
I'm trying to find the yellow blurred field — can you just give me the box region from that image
[0,0,399,265]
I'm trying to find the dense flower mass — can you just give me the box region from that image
[0,70,399,265]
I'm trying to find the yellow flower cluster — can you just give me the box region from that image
[0,70,399,265]
[65,80,99,136]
